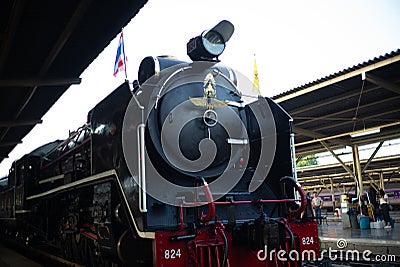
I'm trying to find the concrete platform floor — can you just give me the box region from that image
[318,221,400,261]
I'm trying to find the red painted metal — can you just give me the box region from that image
[287,220,320,259]
[40,124,90,170]
[184,198,300,207]
[288,184,307,220]
[81,230,98,241]
[199,180,215,224]
[154,219,319,267]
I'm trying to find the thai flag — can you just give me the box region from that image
[113,32,127,78]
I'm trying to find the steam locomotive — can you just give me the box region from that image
[0,21,319,266]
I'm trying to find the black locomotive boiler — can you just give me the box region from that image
[0,20,319,267]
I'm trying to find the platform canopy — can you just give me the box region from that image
[0,0,148,164]
[272,49,400,192]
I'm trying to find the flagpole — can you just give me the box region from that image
[253,53,261,95]
[121,30,128,80]
[113,30,128,79]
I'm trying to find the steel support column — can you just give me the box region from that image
[320,141,355,178]
[379,172,385,190]
[352,144,363,197]
[330,178,335,210]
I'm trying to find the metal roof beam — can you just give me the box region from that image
[0,1,91,149]
[297,131,399,155]
[0,141,22,148]
[299,170,399,182]
[297,167,400,184]
[289,85,378,115]
[0,87,37,143]
[40,0,92,74]
[293,126,350,146]
[293,126,325,139]
[350,131,400,146]
[296,143,344,156]
[310,112,399,134]
[296,121,400,147]
[365,173,380,192]
[296,130,399,154]
[301,178,400,191]
[0,119,42,127]
[297,154,400,173]
[295,95,400,127]
[274,53,400,103]
[286,79,399,116]
[0,0,25,74]
[320,140,356,179]
[365,73,400,95]
[361,141,383,174]
[0,78,81,87]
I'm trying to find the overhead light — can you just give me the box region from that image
[187,20,234,61]
[350,128,380,138]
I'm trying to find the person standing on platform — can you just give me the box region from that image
[312,192,324,225]
[367,186,378,217]
[379,189,391,229]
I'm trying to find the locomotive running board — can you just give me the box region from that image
[26,170,116,201]
[38,174,65,184]
[26,169,155,239]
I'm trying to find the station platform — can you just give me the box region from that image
[318,221,400,262]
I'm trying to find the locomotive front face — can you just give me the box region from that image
[118,56,320,266]
[123,59,280,207]
[146,64,247,181]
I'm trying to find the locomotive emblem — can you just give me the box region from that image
[189,73,227,110]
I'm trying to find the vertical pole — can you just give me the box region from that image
[352,144,363,195]
[121,30,128,80]
[290,133,297,181]
[13,161,16,218]
[379,172,385,190]
[90,133,93,175]
[330,178,335,211]
[352,144,364,214]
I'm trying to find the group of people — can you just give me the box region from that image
[310,189,392,228]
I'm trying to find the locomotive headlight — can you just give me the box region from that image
[187,20,234,61]
[202,30,225,56]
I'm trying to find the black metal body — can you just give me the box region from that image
[0,57,299,266]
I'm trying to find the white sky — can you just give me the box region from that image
[1,0,400,177]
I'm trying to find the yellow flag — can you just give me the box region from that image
[253,55,261,95]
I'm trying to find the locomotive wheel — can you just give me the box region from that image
[59,232,84,263]
[72,233,85,264]
[83,237,98,267]
[60,233,69,260]
[83,236,118,267]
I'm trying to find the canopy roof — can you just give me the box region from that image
[0,0,148,164]
[272,49,400,190]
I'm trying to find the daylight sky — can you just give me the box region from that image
[1,0,400,176]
